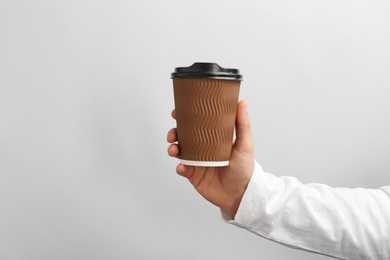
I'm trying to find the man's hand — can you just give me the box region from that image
[167,100,255,216]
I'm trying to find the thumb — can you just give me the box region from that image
[235,100,253,146]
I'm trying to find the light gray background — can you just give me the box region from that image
[1,0,390,259]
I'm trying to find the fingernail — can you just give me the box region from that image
[241,100,248,111]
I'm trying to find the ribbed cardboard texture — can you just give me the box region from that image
[173,78,240,165]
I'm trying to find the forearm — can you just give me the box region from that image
[224,161,390,259]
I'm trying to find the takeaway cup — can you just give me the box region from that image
[171,62,242,167]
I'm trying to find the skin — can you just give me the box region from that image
[167,100,255,216]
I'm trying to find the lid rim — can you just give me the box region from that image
[171,73,242,81]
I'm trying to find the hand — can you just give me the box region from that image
[167,100,255,216]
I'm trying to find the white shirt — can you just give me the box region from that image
[222,161,390,259]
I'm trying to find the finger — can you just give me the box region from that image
[176,164,195,180]
[235,100,253,144]
[171,109,176,120]
[167,143,179,157]
[167,128,177,143]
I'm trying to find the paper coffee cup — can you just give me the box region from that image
[171,63,242,167]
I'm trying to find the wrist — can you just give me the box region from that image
[226,161,255,215]
[226,184,249,216]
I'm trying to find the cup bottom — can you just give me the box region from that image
[179,159,229,167]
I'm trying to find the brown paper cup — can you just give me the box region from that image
[173,77,241,167]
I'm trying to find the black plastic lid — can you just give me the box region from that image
[171,62,243,81]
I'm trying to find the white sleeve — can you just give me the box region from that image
[223,161,390,260]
